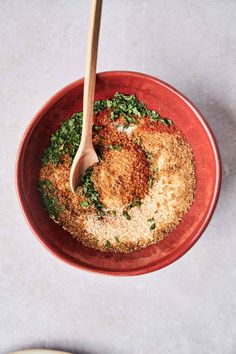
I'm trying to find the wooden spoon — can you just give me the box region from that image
[70,0,102,193]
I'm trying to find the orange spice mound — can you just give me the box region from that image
[92,112,150,208]
[92,143,150,209]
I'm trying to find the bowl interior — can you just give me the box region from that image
[17,72,220,275]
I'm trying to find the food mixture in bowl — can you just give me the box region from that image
[39,93,196,253]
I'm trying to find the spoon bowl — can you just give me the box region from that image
[70,145,99,188]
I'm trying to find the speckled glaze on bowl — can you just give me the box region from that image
[16,71,221,276]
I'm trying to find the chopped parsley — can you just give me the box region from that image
[93,93,172,128]
[94,100,107,114]
[149,110,161,122]
[80,201,89,208]
[80,167,105,216]
[147,217,156,231]
[150,223,156,231]
[147,217,155,223]
[93,125,103,131]
[149,111,172,126]
[148,167,159,189]
[122,210,131,220]
[128,198,142,209]
[107,144,122,151]
[134,137,142,146]
[105,240,112,249]
[148,176,154,188]
[38,179,64,219]
[42,112,83,165]
[145,151,153,162]
[159,118,172,126]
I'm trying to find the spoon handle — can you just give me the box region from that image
[81,0,102,150]
[69,0,102,192]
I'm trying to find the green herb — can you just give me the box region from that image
[148,111,173,126]
[147,217,155,222]
[42,94,172,166]
[148,175,154,188]
[106,99,113,108]
[81,167,105,216]
[98,93,173,127]
[80,201,89,208]
[38,179,64,219]
[144,151,153,162]
[112,210,117,216]
[153,167,159,173]
[110,111,116,121]
[128,198,142,209]
[150,223,156,231]
[122,210,131,220]
[125,115,135,123]
[159,118,173,126]
[134,137,142,146]
[148,167,159,189]
[123,122,130,129]
[94,100,107,114]
[108,93,147,125]
[115,236,120,243]
[132,199,142,207]
[42,112,83,165]
[107,144,122,151]
[149,110,161,122]
[93,125,103,131]
[105,240,112,249]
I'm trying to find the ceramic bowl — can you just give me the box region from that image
[16,71,221,275]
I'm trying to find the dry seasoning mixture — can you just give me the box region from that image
[39,93,196,253]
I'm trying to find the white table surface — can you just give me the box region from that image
[1,1,236,353]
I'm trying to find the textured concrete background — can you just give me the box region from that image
[1,1,236,353]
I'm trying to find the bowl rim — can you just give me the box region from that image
[15,70,221,276]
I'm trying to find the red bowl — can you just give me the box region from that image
[16,71,221,276]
